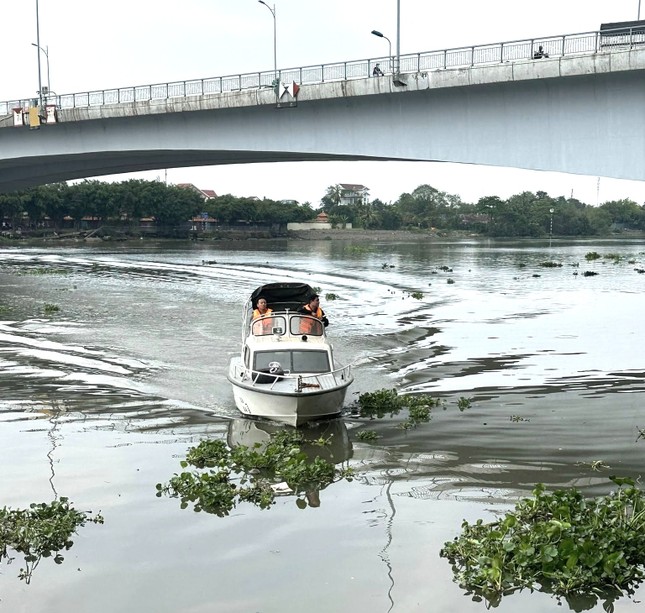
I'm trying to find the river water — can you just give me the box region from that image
[1,237,644,612]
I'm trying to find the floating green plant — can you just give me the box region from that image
[356,430,379,442]
[457,397,472,412]
[509,415,530,422]
[447,278,455,284]
[409,291,423,299]
[575,460,610,471]
[20,267,69,275]
[603,253,622,262]
[538,261,562,268]
[325,292,339,301]
[43,303,60,314]
[351,388,440,429]
[585,251,601,260]
[0,498,103,583]
[156,430,353,515]
[582,271,599,277]
[440,477,645,609]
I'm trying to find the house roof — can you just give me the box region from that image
[339,183,368,191]
[176,183,217,199]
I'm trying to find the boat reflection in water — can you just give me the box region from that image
[227,417,353,507]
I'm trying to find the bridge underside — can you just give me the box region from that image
[0,150,396,192]
[1,57,645,193]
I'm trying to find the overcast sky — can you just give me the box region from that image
[2,0,644,206]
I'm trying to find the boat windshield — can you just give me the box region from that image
[251,315,286,336]
[254,350,330,374]
[289,315,324,336]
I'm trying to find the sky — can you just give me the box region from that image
[2,0,645,207]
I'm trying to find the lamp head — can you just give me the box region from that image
[371,30,384,37]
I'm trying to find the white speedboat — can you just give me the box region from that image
[227,282,354,427]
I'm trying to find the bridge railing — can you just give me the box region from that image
[1,28,643,117]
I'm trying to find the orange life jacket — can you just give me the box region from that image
[252,308,273,334]
[300,305,323,334]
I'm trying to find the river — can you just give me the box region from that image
[1,236,644,612]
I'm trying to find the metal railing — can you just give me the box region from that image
[2,27,644,117]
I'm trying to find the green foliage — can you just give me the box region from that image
[409,291,423,300]
[440,478,645,609]
[19,267,68,275]
[0,498,103,583]
[356,430,379,442]
[156,431,353,515]
[43,303,60,314]
[538,261,562,268]
[4,179,643,238]
[603,253,622,262]
[585,251,601,260]
[457,397,472,412]
[325,293,339,301]
[352,388,441,428]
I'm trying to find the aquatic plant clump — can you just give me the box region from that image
[156,430,353,516]
[440,478,645,608]
[352,388,441,429]
[0,497,104,583]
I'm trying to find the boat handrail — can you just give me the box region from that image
[234,362,352,388]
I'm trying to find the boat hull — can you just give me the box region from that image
[228,374,353,427]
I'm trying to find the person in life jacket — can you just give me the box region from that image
[252,296,274,334]
[298,294,329,334]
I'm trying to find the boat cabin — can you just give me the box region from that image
[243,282,332,378]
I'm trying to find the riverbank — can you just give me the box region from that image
[287,228,449,241]
[0,227,462,246]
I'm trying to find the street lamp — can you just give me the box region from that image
[35,0,43,112]
[31,43,50,103]
[549,208,554,245]
[258,1,277,86]
[371,30,392,73]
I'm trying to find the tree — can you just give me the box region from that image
[321,185,342,212]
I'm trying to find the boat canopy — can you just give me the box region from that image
[250,282,315,312]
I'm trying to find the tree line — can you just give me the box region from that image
[321,184,645,236]
[1,179,644,237]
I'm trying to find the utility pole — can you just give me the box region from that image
[35,0,43,113]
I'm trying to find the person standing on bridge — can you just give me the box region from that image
[372,63,384,77]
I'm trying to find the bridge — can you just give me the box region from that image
[1,26,645,193]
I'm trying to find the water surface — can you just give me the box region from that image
[1,238,644,612]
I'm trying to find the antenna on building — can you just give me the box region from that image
[596,177,600,206]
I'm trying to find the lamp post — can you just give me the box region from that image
[396,0,400,76]
[258,1,277,86]
[35,0,43,112]
[549,208,554,246]
[371,30,392,73]
[31,43,50,103]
